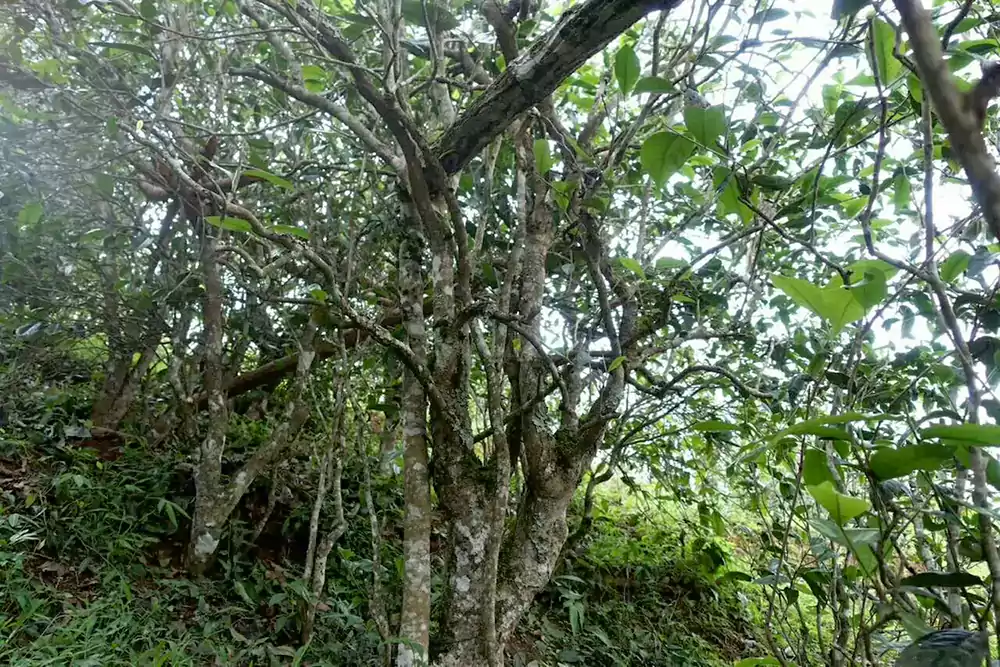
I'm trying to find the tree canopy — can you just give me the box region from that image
[5,0,1000,665]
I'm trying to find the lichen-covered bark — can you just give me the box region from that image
[432,0,682,173]
[397,228,432,667]
[186,233,229,576]
[228,0,681,659]
[186,256,318,575]
[302,384,349,644]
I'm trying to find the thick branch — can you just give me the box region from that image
[893,0,1000,242]
[433,0,681,173]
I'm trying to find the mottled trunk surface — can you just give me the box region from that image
[186,234,228,576]
[398,232,432,667]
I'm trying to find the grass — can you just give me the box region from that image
[0,420,768,666]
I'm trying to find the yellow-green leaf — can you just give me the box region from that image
[922,423,1000,446]
[269,224,309,240]
[640,132,694,186]
[867,18,902,85]
[205,215,252,233]
[614,45,640,96]
[244,169,293,190]
[808,481,870,525]
[684,105,727,147]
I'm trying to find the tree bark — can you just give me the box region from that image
[397,229,432,667]
[186,233,229,576]
[186,258,319,575]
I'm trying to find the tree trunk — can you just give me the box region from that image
[397,232,432,666]
[186,233,228,576]
[186,242,318,575]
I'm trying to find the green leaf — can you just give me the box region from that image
[772,275,827,318]
[244,169,293,190]
[714,167,752,223]
[400,0,460,31]
[301,64,327,81]
[831,100,868,143]
[869,443,955,479]
[301,65,329,92]
[614,45,641,96]
[233,580,255,606]
[987,453,1000,491]
[533,139,553,175]
[204,215,252,233]
[808,481,870,525]
[608,356,626,371]
[847,269,887,310]
[139,0,156,21]
[907,73,923,103]
[640,132,694,186]
[18,202,43,226]
[868,18,902,85]
[734,659,781,667]
[892,172,910,212]
[803,448,836,486]
[940,250,971,283]
[899,571,983,589]
[751,174,794,191]
[718,571,752,583]
[749,8,788,23]
[619,257,645,278]
[771,275,865,334]
[772,413,887,442]
[269,224,310,240]
[683,105,727,147]
[846,258,899,282]
[633,76,674,95]
[841,196,868,218]
[96,173,115,197]
[832,0,872,20]
[692,420,737,432]
[922,423,1000,446]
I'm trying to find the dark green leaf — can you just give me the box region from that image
[832,0,872,20]
[749,8,788,23]
[400,0,459,31]
[751,174,794,191]
[899,571,983,589]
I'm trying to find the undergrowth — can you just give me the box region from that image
[1,406,766,667]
